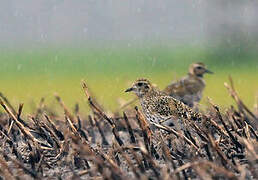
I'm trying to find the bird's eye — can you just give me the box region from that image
[137,82,143,86]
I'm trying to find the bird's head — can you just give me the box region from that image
[189,62,213,77]
[125,78,153,98]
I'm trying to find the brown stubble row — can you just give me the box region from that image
[0,77,257,180]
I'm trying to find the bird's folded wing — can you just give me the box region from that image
[149,96,179,119]
[164,79,187,96]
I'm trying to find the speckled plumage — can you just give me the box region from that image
[164,62,213,107]
[125,79,202,125]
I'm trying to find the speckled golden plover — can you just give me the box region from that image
[125,78,202,128]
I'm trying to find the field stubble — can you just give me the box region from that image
[0,76,257,179]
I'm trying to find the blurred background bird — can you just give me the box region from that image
[0,1,257,113]
[164,62,213,108]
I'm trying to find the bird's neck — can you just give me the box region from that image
[140,88,160,100]
[188,73,203,79]
[188,73,205,87]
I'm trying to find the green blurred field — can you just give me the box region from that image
[0,45,257,113]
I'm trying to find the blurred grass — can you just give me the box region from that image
[0,44,257,113]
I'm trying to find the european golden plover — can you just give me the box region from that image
[164,62,213,107]
[125,78,202,127]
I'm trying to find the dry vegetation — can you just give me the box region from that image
[0,77,257,180]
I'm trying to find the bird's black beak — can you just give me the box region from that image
[125,87,134,93]
[205,69,214,74]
